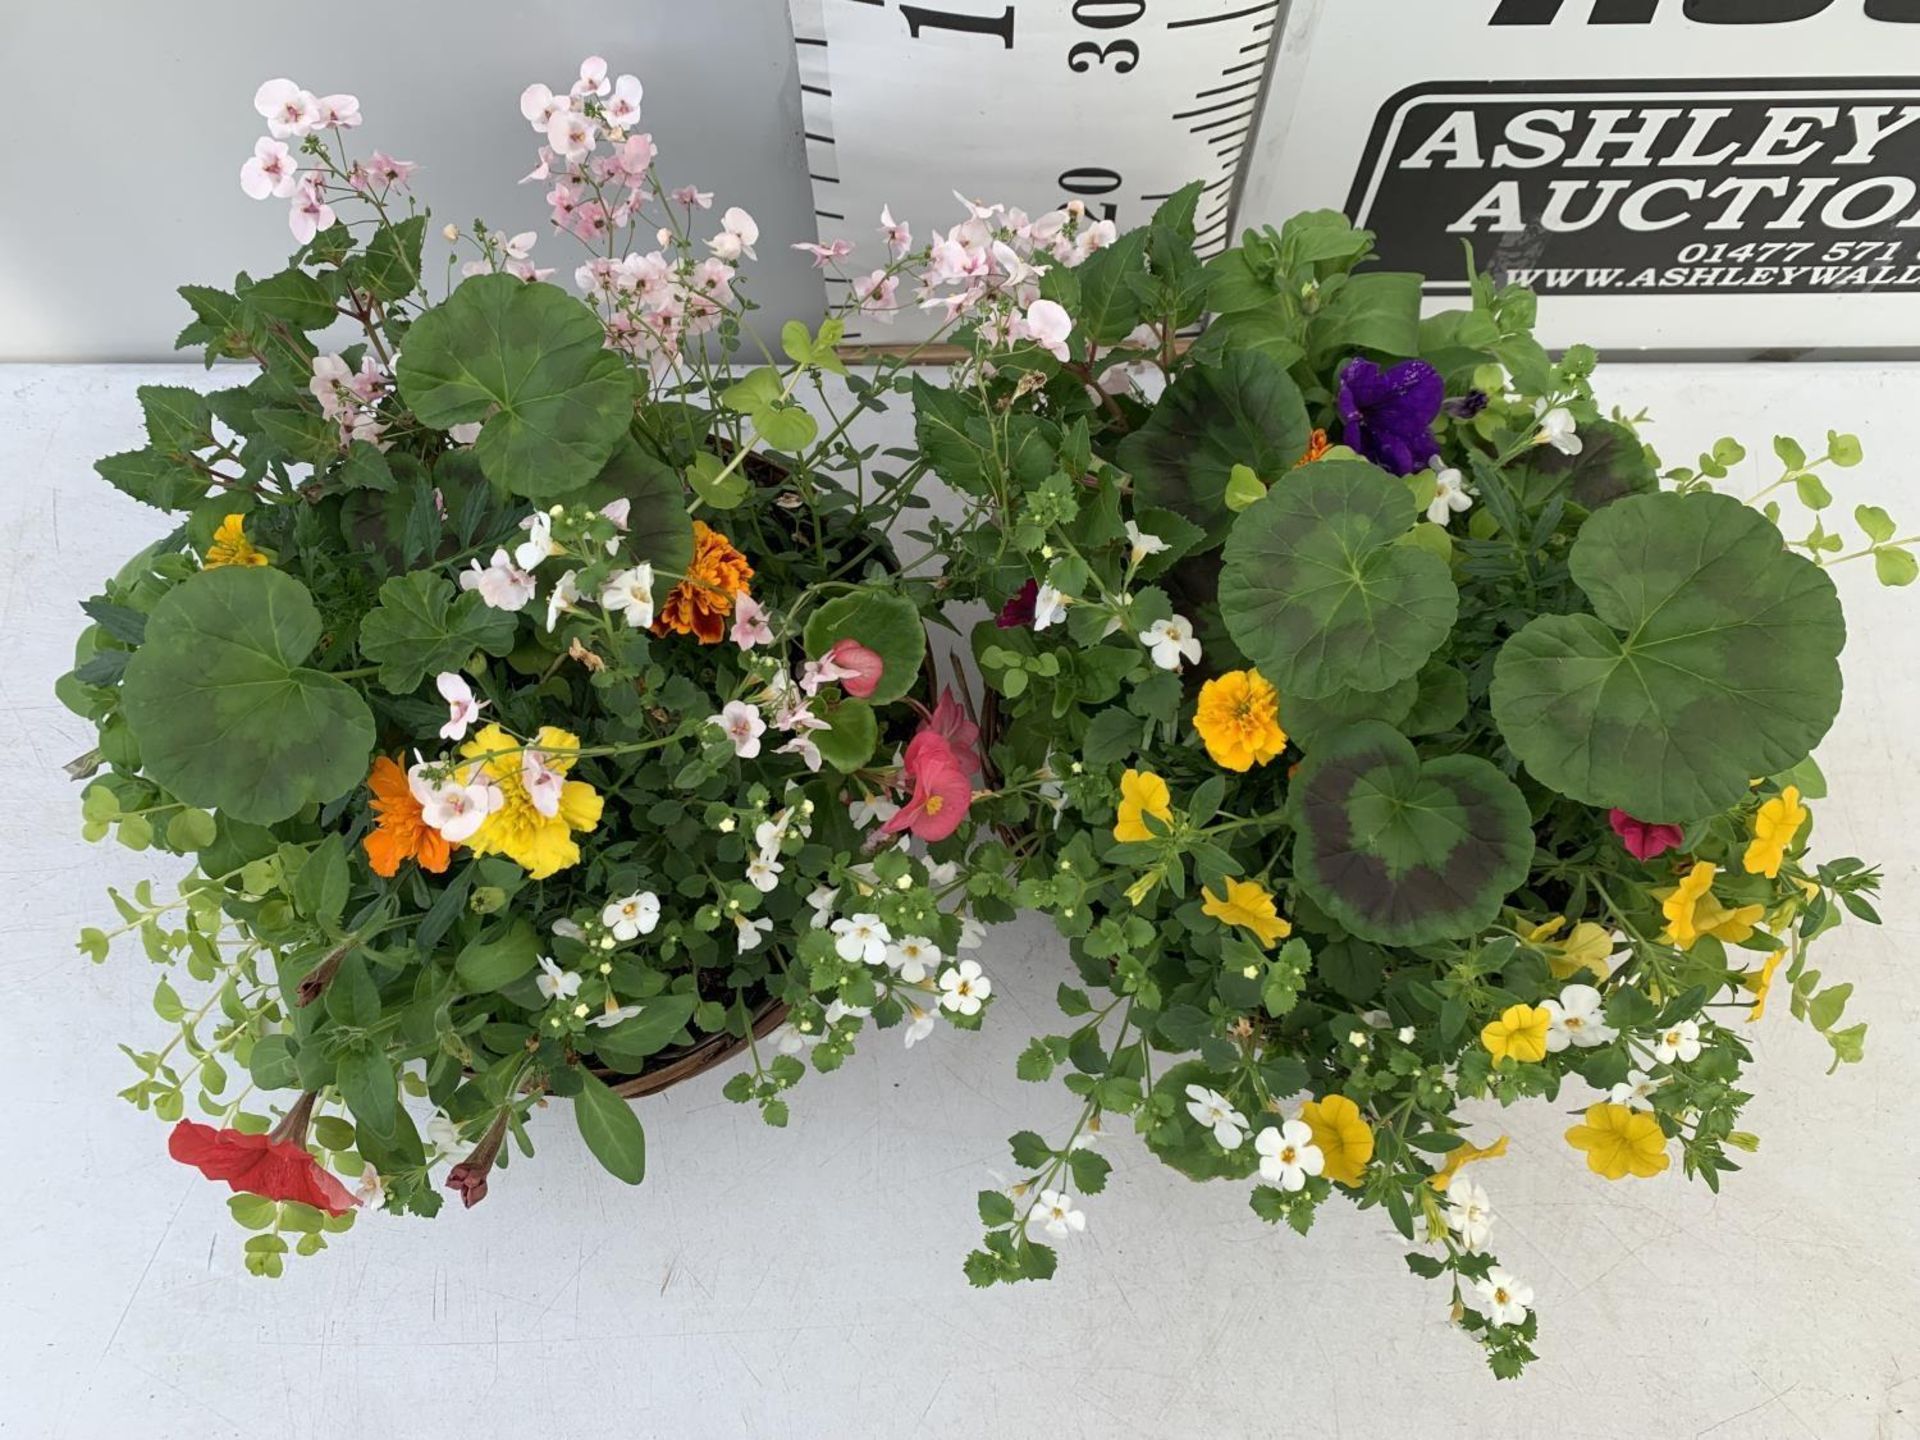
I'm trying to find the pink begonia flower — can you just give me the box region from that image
[436,672,486,742]
[731,594,774,651]
[877,751,971,843]
[240,138,299,200]
[288,173,334,244]
[827,639,885,699]
[917,688,982,778]
[879,205,911,259]
[794,239,854,269]
[314,93,361,129]
[672,186,714,209]
[255,78,319,139]
[1016,299,1073,361]
[1609,809,1685,862]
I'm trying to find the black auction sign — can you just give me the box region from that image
[1244,0,1920,351]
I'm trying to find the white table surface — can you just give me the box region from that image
[3,362,1917,1440]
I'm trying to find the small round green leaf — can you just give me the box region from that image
[1219,459,1458,699]
[120,568,375,825]
[1289,722,1534,947]
[1491,491,1845,821]
[802,590,926,706]
[396,274,634,499]
[1116,350,1311,543]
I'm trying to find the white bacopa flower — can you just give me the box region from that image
[1653,1018,1703,1064]
[937,959,991,1016]
[957,916,987,950]
[732,912,773,952]
[710,699,767,759]
[887,935,942,983]
[1543,983,1615,1051]
[1254,1120,1323,1191]
[1426,460,1473,527]
[545,569,582,631]
[1139,614,1202,672]
[1610,1069,1663,1109]
[1533,399,1583,456]
[806,885,838,926]
[832,913,892,966]
[1184,1085,1248,1150]
[1473,1266,1534,1327]
[435,671,486,741]
[426,1114,464,1160]
[1445,1179,1496,1251]
[1029,1189,1086,1239]
[848,791,899,827]
[588,1000,643,1029]
[599,563,655,629]
[769,1020,820,1055]
[744,853,784,893]
[534,955,582,1001]
[1124,518,1169,567]
[902,1001,937,1049]
[601,891,660,942]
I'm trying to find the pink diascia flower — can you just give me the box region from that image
[731,594,774,651]
[1014,299,1073,361]
[240,138,299,200]
[254,78,319,139]
[288,172,335,244]
[854,270,900,323]
[1609,809,1686,862]
[794,239,854,269]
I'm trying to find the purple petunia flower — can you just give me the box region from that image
[1336,358,1445,475]
[996,578,1039,629]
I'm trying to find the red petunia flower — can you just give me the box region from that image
[169,1117,358,1216]
[1608,808,1685,862]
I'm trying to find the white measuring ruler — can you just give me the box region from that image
[789,0,1285,342]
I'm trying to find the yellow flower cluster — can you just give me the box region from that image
[203,513,268,569]
[459,723,603,880]
[1299,1094,1373,1187]
[1201,878,1291,949]
[1565,1103,1670,1180]
[1481,1003,1551,1065]
[1657,861,1764,951]
[1112,769,1172,842]
[1743,785,1808,879]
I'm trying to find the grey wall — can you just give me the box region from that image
[0,1,826,360]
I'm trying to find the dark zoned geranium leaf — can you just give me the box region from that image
[1219,459,1457,699]
[1491,491,1845,822]
[1289,722,1534,947]
[120,567,375,825]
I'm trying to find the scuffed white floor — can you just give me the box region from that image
[2,363,1916,1440]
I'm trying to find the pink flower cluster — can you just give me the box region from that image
[310,353,390,449]
[238,79,413,242]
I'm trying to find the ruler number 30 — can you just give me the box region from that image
[1069,0,1143,71]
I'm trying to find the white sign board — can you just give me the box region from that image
[1240,0,1920,353]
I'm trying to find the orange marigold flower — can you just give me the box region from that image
[362,755,452,878]
[1295,428,1330,468]
[653,520,754,644]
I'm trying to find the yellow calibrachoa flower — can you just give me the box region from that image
[1742,949,1786,1021]
[1298,1094,1374,1187]
[1113,768,1173,843]
[1743,785,1807,879]
[460,723,604,880]
[1427,1133,1509,1193]
[1657,862,1767,950]
[1564,1102,1671,1180]
[1480,1004,1551,1065]
[1193,668,1286,772]
[203,513,269,568]
[1522,916,1616,981]
[1200,878,1292,949]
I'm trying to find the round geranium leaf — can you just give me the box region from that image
[1510,417,1656,513]
[574,438,695,578]
[396,273,634,499]
[1219,459,1458,699]
[1290,721,1534,947]
[1281,676,1417,752]
[1116,350,1311,545]
[120,568,375,825]
[1490,491,1845,822]
[803,591,926,706]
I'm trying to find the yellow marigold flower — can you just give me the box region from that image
[1742,949,1786,1021]
[1564,1102,1670,1180]
[1295,428,1331,468]
[1743,785,1807,879]
[1299,1094,1374,1187]
[1427,1133,1509,1192]
[1200,878,1292,949]
[203,513,269,568]
[1193,668,1286,772]
[654,520,753,644]
[1113,768,1173,843]
[1481,1003,1551,1065]
[460,723,603,880]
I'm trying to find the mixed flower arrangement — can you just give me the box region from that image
[59,58,1906,1375]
